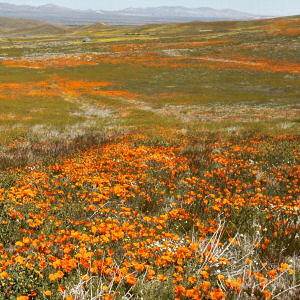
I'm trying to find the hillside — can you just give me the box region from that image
[0,16,67,35]
[0,13,299,300]
[77,22,112,32]
[117,15,300,37]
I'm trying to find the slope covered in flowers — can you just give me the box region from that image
[0,14,299,300]
[0,134,299,299]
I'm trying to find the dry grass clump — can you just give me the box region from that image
[0,125,124,171]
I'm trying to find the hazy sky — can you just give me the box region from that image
[4,0,300,16]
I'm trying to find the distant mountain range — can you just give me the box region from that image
[0,3,268,25]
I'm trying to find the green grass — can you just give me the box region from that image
[0,15,299,144]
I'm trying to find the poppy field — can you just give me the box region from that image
[0,15,299,299]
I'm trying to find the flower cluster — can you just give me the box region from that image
[0,134,298,299]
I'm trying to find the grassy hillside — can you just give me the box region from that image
[0,15,299,300]
[0,16,68,35]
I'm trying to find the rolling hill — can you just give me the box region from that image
[0,16,67,35]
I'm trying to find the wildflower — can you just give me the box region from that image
[15,241,24,247]
[262,290,271,299]
[49,273,57,281]
[81,274,90,281]
[281,263,290,270]
[217,274,225,281]
[210,288,226,299]
[174,285,186,296]
[200,270,209,280]
[245,257,252,264]
[126,274,136,286]
[157,274,167,281]
[44,290,52,296]
[0,271,9,279]
[188,275,197,283]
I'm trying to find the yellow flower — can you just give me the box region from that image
[44,290,52,296]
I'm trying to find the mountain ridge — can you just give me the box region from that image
[0,2,269,25]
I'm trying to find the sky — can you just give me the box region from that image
[3,0,300,16]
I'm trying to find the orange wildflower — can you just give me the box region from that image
[157,274,167,281]
[262,290,271,299]
[44,290,52,296]
[174,285,186,296]
[126,274,136,286]
[200,270,210,280]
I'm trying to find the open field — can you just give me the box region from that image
[0,16,299,299]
